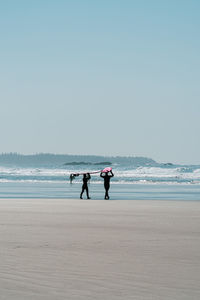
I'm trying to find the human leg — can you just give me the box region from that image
[104,184,110,199]
[86,186,90,199]
[80,185,85,199]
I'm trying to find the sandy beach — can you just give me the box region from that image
[0,198,200,299]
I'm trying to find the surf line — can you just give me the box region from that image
[70,167,112,183]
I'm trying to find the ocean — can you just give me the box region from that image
[0,154,200,200]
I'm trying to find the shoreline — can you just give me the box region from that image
[1,181,200,201]
[0,198,200,299]
[0,197,200,202]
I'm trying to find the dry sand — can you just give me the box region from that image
[0,198,200,300]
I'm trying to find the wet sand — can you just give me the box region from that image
[0,198,200,299]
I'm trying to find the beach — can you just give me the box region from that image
[0,198,200,299]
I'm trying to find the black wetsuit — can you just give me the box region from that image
[100,171,114,199]
[80,173,91,199]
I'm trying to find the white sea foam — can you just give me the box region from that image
[0,167,68,176]
[1,165,200,184]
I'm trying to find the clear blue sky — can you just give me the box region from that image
[0,0,200,164]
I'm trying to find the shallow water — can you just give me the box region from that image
[0,181,200,201]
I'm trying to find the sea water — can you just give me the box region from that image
[0,157,200,200]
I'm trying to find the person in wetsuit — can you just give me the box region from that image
[100,170,114,199]
[80,173,91,199]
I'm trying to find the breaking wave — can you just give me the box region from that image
[0,164,200,184]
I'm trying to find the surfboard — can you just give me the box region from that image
[70,167,112,183]
[102,167,112,173]
[71,167,112,176]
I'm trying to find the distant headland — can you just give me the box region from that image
[0,153,157,167]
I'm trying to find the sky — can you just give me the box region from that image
[0,0,200,164]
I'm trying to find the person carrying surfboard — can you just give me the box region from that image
[80,173,91,199]
[100,169,114,199]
